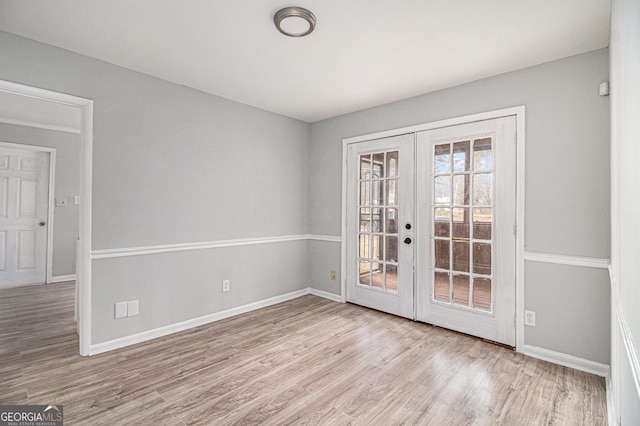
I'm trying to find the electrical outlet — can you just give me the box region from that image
[524,310,536,326]
[222,279,230,292]
[127,300,139,316]
[115,301,127,319]
[331,270,337,281]
[73,195,81,205]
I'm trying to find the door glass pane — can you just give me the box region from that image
[453,141,470,172]
[371,235,382,260]
[360,155,371,179]
[434,144,451,173]
[452,241,469,272]
[359,208,371,232]
[359,261,371,285]
[473,208,492,240]
[434,272,450,302]
[453,175,469,205]
[385,208,398,233]
[473,278,492,311]
[372,262,383,289]
[359,234,370,258]
[372,208,383,232]
[434,176,450,205]
[434,208,450,237]
[385,264,398,292]
[372,153,384,177]
[386,179,398,206]
[434,239,450,269]
[386,151,398,178]
[473,242,492,275]
[360,181,370,205]
[473,174,492,206]
[452,208,469,239]
[473,138,492,171]
[385,236,398,262]
[372,180,384,206]
[453,274,470,306]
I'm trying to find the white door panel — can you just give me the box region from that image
[346,134,415,319]
[416,117,517,346]
[0,147,49,288]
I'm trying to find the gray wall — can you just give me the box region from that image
[309,49,611,363]
[0,31,310,344]
[0,123,79,277]
[610,0,640,422]
[0,29,613,365]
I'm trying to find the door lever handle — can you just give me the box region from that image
[39,221,46,227]
[404,237,412,244]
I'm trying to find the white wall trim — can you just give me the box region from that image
[341,106,526,350]
[308,234,342,243]
[89,288,309,355]
[343,106,526,144]
[606,372,617,426]
[0,117,80,134]
[308,287,342,302]
[91,234,310,260]
[514,107,526,354]
[610,265,640,401]
[524,251,610,269]
[523,344,610,377]
[0,81,95,357]
[50,274,77,283]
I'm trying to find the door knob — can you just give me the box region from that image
[404,237,412,244]
[39,221,46,226]
[405,224,412,230]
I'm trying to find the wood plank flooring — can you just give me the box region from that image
[1,282,607,425]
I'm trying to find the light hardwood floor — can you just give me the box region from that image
[1,282,607,425]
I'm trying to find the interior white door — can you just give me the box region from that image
[0,147,50,288]
[416,117,517,346]
[346,134,414,319]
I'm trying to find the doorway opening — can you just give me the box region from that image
[0,80,93,356]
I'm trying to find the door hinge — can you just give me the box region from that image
[513,223,517,237]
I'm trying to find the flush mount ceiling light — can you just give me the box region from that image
[274,6,316,37]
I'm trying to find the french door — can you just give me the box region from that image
[345,134,414,319]
[346,117,517,346]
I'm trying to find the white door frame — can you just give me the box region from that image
[341,106,526,352]
[0,80,93,357]
[0,142,56,285]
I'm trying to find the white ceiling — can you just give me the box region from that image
[0,0,611,122]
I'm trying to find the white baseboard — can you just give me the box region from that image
[523,345,610,377]
[50,274,76,283]
[89,288,309,355]
[308,287,342,302]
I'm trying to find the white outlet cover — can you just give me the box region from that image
[73,195,81,205]
[222,279,230,292]
[127,300,139,316]
[115,301,127,319]
[524,310,536,326]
